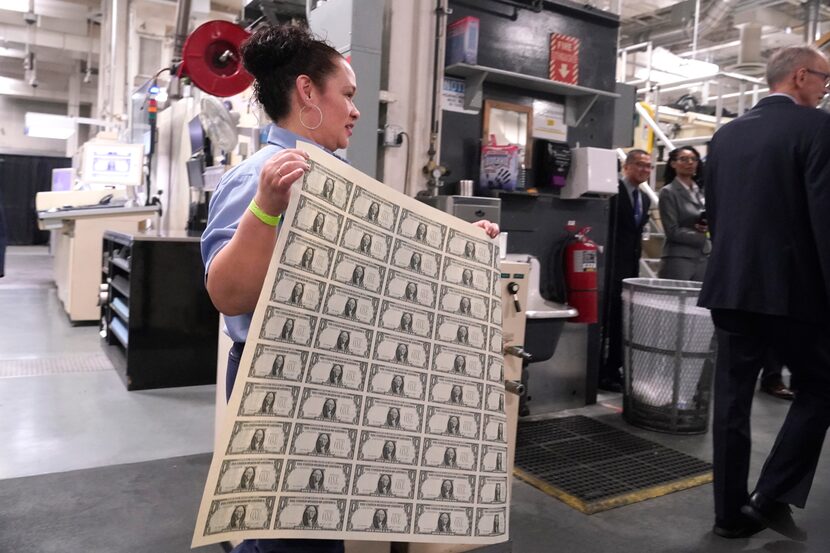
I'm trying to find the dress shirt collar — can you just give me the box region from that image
[675,178,703,205]
[766,92,797,103]
[266,125,348,163]
[675,178,700,195]
[266,124,302,149]
[621,176,640,202]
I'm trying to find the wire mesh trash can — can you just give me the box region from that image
[621,278,715,434]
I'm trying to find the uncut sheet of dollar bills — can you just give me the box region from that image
[193,143,507,546]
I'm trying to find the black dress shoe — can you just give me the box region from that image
[741,492,807,541]
[761,380,795,401]
[712,519,765,539]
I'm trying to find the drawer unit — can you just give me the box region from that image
[101,230,219,390]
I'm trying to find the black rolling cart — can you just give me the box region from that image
[101,230,219,390]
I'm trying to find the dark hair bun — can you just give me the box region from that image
[239,23,340,123]
[242,24,313,81]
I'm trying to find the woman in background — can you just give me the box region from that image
[658,146,710,281]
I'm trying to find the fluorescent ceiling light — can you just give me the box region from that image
[2,0,30,13]
[24,112,76,140]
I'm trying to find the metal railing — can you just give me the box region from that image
[643,71,765,129]
[619,41,766,131]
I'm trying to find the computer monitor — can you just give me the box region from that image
[51,167,74,191]
[80,142,144,188]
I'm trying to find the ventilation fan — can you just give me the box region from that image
[199,95,240,153]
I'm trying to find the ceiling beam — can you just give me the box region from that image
[0,0,99,20]
[0,22,99,54]
[0,45,92,63]
[0,54,89,75]
[0,75,94,103]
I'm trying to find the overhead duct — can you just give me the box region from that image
[728,22,765,76]
[643,0,740,48]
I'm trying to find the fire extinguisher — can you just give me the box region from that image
[564,224,599,324]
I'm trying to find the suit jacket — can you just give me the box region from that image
[608,180,651,282]
[699,95,830,322]
[658,179,711,259]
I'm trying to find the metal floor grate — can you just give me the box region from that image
[514,415,712,514]
[0,352,114,378]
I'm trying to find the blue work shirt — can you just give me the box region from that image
[201,125,331,343]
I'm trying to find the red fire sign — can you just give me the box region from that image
[549,33,580,85]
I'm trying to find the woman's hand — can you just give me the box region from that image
[254,148,310,216]
[473,219,500,238]
[207,148,309,316]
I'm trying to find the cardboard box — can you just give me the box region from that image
[446,16,479,66]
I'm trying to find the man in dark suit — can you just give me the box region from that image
[700,46,830,541]
[600,149,652,392]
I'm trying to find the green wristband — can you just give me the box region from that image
[248,199,282,227]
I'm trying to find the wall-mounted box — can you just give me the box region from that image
[560,147,618,199]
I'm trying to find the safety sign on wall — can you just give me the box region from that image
[549,33,580,86]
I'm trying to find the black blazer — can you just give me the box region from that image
[607,180,651,281]
[699,95,830,322]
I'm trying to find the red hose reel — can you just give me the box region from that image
[178,20,253,97]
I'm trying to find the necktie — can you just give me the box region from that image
[632,188,642,225]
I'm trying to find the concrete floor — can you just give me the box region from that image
[2,246,829,552]
[0,248,216,480]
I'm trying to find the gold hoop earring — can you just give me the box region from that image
[300,104,323,130]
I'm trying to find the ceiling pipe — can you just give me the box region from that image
[636,0,740,48]
[691,0,701,57]
[805,0,821,44]
[676,32,779,58]
[167,0,192,99]
[172,0,193,63]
